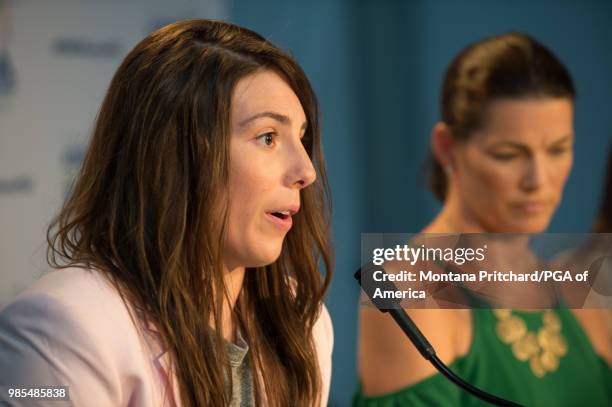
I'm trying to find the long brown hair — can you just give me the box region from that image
[47,19,332,406]
[430,32,575,201]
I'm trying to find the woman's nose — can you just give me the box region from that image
[289,142,317,189]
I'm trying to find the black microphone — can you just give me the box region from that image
[355,263,524,407]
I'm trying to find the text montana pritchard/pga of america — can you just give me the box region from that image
[370,269,590,300]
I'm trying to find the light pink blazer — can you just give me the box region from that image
[0,267,334,406]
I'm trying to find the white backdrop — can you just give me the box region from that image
[0,0,226,307]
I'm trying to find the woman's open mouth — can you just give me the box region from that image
[265,211,293,231]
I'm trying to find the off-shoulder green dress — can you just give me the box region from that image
[353,308,611,406]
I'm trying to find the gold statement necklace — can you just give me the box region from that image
[493,309,568,377]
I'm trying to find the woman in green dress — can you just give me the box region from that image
[355,33,611,406]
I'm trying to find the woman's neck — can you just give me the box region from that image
[424,202,485,233]
[422,200,552,308]
[214,265,246,343]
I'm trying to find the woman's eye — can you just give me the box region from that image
[549,147,569,156]
[256,132,276,147]
[490,152,518,161]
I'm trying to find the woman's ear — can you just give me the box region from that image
[431,122,455,174]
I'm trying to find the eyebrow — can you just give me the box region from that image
[238,111,308,130]
[490,134,574,150]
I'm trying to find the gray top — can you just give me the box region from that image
[226,331,255,406]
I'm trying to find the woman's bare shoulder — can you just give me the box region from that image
[358,306,471,395]
[571,309,612,366]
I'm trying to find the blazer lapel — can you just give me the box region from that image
[144,321,181,407]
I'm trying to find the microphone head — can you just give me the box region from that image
[354,268,362,284]
[355,262,403,311]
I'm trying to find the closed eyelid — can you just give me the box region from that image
[487,145,526,156]
[549,138,573,148]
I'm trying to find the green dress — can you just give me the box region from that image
[353,308,611,406]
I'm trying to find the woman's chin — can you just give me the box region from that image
[504,220,551,234]
[246,246,283,268]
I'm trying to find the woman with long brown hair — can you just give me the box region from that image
[0,20,333,406]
